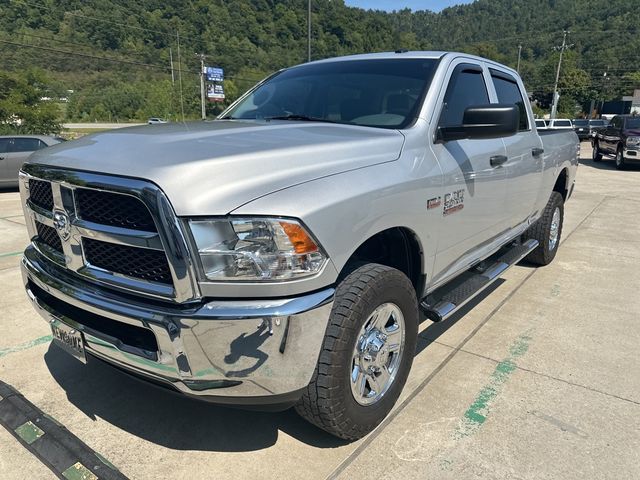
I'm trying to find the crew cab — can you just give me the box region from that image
[592,114,640,169]
[19,52,578,440]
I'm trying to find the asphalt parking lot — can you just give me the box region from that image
[1,142,639,480]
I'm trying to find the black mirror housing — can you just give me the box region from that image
[438,104,519,142]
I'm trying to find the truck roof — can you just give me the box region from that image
[302,51,520,77]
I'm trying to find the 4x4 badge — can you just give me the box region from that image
[53,210,71,241]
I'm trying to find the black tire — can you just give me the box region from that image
[295,263,418,440]
[592,141,602,162]
[615,146,626,170]
[525,191,564,266]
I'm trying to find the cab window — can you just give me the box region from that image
[439,64,489,128]
[9,138,45,152]
[0,138,11,154]
[490,69,529,131]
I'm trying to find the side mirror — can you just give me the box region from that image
[438,104,519,142]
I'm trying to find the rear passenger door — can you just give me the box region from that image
[429,61,509,285]
[490,69,544,228]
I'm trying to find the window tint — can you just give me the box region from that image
[573,120,589,126]
[554,120,572,127]
[10,137,43,152]
[490,70,528,130]
[611,117,621,128]
[226,59,438,129]
[439,66,489,127]
[589,120,605,126]
[625,117,640,129]
[0,138,10,154]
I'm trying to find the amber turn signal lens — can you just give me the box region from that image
[280,221,319,254]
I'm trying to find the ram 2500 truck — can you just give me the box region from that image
[19,52,578,440]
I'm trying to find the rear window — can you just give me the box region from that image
[0,138,10,153]
[554,120,572,127]
[589,120,605,126]
[573,120,588,126]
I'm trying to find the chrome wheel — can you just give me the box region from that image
[350,303,405,406]
[549,207,560,251]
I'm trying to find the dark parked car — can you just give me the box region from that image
[593,115,640,169]
[0,135,64,187]
[588,119,608,138]
[572,119,590,140]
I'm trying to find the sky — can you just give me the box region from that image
[344,0,474,12]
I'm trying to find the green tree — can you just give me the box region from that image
[0,71,61,134]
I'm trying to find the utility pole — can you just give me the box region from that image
[196,53,206,120]
[550,30,572,120]
[177,32,185,123]
[516,44,522,73]
[307,0,311,62]
[169,48,175,85]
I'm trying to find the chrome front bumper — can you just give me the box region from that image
[22,246,334,404]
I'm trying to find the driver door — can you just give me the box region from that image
[429,62,510,286]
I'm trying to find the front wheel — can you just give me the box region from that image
[295,263,418,440]
[592,141,602,162]
[525,191,564,266]
[615,147,626,170]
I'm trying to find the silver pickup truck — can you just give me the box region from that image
[19,51,578,440]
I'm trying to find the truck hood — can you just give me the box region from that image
[28,121,405,215]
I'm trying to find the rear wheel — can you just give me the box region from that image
[525,192,564,266]
[295,263,418,440]
[592,141,602,162]
[615,146,626,170]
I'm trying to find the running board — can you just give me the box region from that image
[420,239,539,322]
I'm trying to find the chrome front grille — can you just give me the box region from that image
[19,165,200,302]
[29,179,54,210]
[76,188,158,232]
[83,238,173,284]
[36,221,63,254]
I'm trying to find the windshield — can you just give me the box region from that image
[573,120,588,126]
[223,58,439,129]
[625,117,640,129]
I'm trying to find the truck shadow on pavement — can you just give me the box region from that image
[43,279,506,452]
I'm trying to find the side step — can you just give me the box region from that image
[420,239,539,322]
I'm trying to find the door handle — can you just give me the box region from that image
[532,148,544,157]
[490,155,508,167]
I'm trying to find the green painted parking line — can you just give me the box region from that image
[0,335,53,358]
[455,330,533,438]
[62,462,99,480]
[15,421,45,445]
[0,250,23,258]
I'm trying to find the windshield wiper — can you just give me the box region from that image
[265,114,338,124]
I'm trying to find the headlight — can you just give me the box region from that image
[189,217,328,281]
[626,136,640,147]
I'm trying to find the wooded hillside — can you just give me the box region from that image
[1,0,639,123]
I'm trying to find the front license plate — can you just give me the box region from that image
[50,319,86,364]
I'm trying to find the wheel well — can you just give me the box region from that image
[341,227,423,292]
[553,169,569,201]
